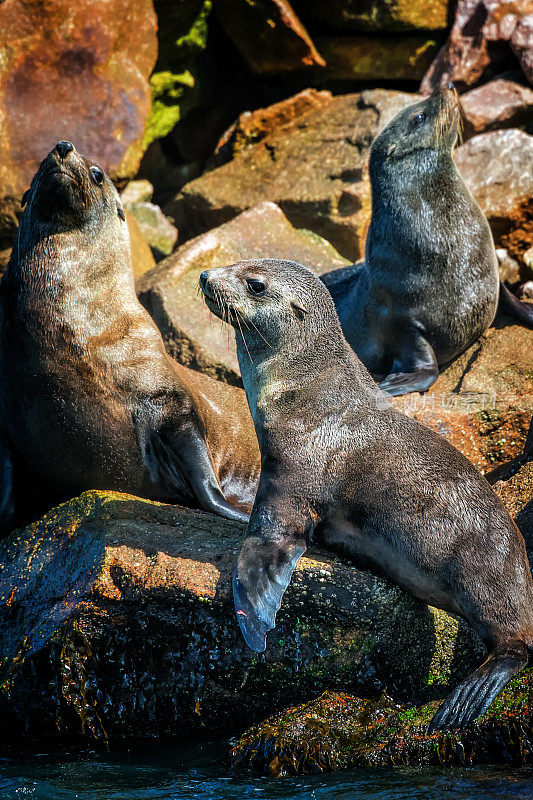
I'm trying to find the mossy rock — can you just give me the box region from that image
[231,675,533,776]
[144,0,213,148]
[0,490,490,742]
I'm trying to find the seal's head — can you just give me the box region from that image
[20,141,126,234]
[370,83,462,172]
[200,258,339,354]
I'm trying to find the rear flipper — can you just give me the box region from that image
[233,506,309,651]
[379,327,439,397]
[428,642,528,732]
[499,282,533,328]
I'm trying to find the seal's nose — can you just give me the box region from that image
[199,270,209,290]
[447,81,454,91]
[55,141,74,159]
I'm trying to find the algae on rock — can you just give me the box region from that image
[144,1,213,149]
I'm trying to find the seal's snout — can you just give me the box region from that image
[55,141,74,159]
[447,81,454,91]
[199,270,209,290]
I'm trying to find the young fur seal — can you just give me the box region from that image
[322,84,533,397]
[0,142,259,530]
[200,257,533,731]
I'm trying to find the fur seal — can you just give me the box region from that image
[322,84,533,397]
[0,141,259,531]
[200,257,533,731]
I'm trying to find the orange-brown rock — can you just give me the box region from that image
[0,0,158,243]
[166,89,420,260]
[391,315,533,516]
[0,491,487,741]
[214,88,333,165]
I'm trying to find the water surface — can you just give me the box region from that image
[1,742,532,800]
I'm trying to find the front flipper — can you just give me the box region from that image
[233,505,310,652]
[135,395,249,523]
[233,536,306,651]
[379,327,439,397]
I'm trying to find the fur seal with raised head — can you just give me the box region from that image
[200,257,533,731]
[322,84,533,396]
[0,141,259,531]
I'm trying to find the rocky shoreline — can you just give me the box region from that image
[0,448,531,772]
[0,0,532,778]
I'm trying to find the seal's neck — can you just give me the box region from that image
[370,149,456,207]
[6,216,137,317]
[236,320,380,433]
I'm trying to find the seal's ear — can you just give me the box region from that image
[117,201,126,222]
[291,299,308,319]
[20,190,30,208]
[387,143,397,157]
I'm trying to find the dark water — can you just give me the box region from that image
[1,742,532,800]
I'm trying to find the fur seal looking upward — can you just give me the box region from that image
[0,142,259,531]
[322,83,533,397]
[200,257,533,732]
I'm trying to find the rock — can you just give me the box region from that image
[230,677,533,775]
[165,89,420,260]
[524,247,533,277]
[292,0,451,32]
[121,180,155,206]
[144,0,212,148]
[0,0,157,246]
[510,13,533,84]
[214,89,334,165]
[315,35,442,82]
[213,0,325,74]
[421,0,533,93]
[137,202,349,382]
[126,212,157,281]
[0,490,489,742]
[127,203,178,261]
[496,248,521,285]
[122,182,178,261]
[520,280,533,299]
[455,130,533,246]
[461,78,533,137]
[0,466,530,745]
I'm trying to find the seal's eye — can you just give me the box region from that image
[246,279,266,296]
[412,112,426,126]
[90,166,104,185]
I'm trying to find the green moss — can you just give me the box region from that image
[144,1,213,148]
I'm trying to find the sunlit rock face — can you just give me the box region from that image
[0,0,158,251]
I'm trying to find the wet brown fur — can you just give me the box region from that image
[0,144,259,530]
